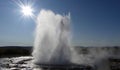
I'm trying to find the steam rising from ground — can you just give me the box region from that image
[32,10,71,64]
[32,9,118,70]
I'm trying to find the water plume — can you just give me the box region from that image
[32,9,71,65]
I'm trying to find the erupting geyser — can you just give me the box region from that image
[32,10,71,65]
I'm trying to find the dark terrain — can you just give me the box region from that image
[0,46,32,57]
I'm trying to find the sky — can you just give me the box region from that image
[0,0,120,46]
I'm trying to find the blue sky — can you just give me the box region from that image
[0,0,120,46]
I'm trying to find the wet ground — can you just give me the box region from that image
[0,56,93,70]
[0,56,34,70]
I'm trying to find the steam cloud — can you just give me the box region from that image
[32,9,71,65]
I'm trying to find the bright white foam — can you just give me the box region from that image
[32,10,71,65]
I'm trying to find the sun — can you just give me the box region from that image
[13,0,35,18]
[21,5,33,16]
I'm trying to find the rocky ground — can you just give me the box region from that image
[0,56,93,70]
[0,56,35,70]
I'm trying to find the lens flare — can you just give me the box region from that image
[21,5,33,16]
[13,0,35,18]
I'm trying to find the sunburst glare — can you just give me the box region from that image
[13,0,35,18]
[21,5,33,16]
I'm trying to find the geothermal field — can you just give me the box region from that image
[0,0,120,70]
[0,46,120,70]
